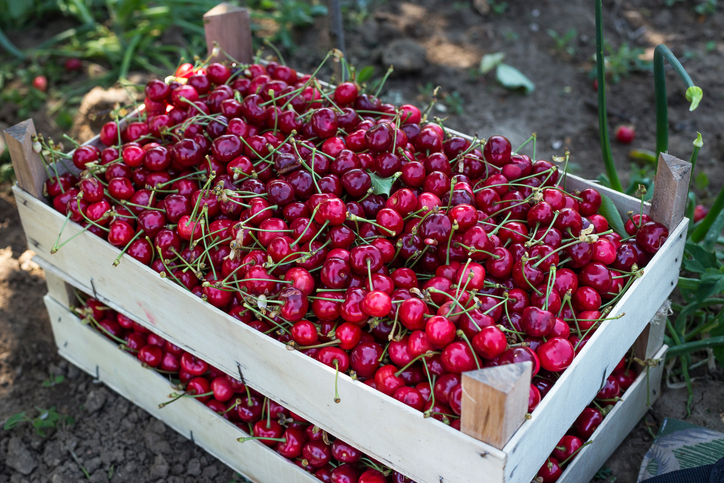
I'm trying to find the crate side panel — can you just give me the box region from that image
[503,220,686,482]
[558,345,667,483]
[18,188,506,483]
[44,294,318,483]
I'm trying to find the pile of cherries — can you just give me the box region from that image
[43,56,670,481]
[75,295,409,483]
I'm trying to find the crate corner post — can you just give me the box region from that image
[461,361,532,450]
[650,153,692,231]
[4,119,46,200]
[203,3,253,65]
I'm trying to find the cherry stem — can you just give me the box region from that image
[333,360,341,403]
[394,350,438,377]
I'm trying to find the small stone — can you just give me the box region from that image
[84,390,106,414]
[43,440,63,468]
[551,140,563,150]
[381,39,427,75]
[7,437,38,475]
[187,458,201,477]
[67,364,81,380]
[201,465,218,479]
[85,456,102,474]
[149,455,169,479]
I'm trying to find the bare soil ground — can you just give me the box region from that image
[2,1,724,482]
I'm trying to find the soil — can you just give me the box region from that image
[2,1,724,482]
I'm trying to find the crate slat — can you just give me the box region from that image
[559,345,667,482]
[502,220,685,481]
[44,293,317,483]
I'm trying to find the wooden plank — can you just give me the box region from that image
[650,153,692,230]
[634,300,671,361]
[15,187,506,483]
[43,269,77,307]
[4,119,47,200]
[203,4,253,65]
[502,219,686,482]
[44,294,317,483]
[462,362,531,450]
[558,345,667,483]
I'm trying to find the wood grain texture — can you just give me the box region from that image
[502,219,686,482]
[650,153,692,230]
[203,4,253,64]
[558,345,667,483]
[17,188,506,483]
[634,300,671,360]
[4,119,47,200]
[43,270,77,307]
[462,362,531,449]
[44,294,317,483]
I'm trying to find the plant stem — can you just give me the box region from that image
[666,336,724,358]
[653,45,699,156]
[594,0,623,192]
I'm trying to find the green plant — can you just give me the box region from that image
[248,0,328,51]
[695,0,718,15]
[547,28,578,56]
[489,0,508,14]
[3,406,74,436]
[42,374,65,387]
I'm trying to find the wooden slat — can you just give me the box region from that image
[43,270,77,307]
[44,294,317,483]
[650,153,692,230]
[633,300,671,361]
[203,4,253,64]
[558,345,667,483]
[502,219,686,482]
[461,362,531,449]
[16,187,506,483]
[4,119,47,200]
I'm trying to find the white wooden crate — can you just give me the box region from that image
[43,290,667,483]
[43,293,317,483]
[13,181,685,483]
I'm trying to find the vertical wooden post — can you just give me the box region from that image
[203,4,253,65]
[634,153,690,359]
[44,271,77,308]
[634,300,671,360]
[650,153,692,230]
[4,119,47,200]
[461,362,531,449]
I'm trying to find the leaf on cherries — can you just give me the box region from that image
[598,193,626,236]
[368,171,393,197]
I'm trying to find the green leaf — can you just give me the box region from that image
[702,209,724,251]
[598,193,627,235]
[495,63,535,93]
[683,242,720,274]
[694,171,709,191]
[686,86,703,111]
[695,268,724,301]
[3,412,26,430]
[480,52,505,74]
[711,317,724,367]
[356,66,375,84]
[368,171,394,196]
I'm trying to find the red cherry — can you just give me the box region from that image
[537,337,575,372]
[614,125,635,144]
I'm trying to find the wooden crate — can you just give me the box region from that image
[42,286,667,483]
[4,4,692,481]
[9,170,686,483]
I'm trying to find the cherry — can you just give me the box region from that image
[624,213,652,236]
[636,221,669,254]
[536,457,563,483]
[537,337,575,372]
[573,407,603,439]
[374,365,405,396]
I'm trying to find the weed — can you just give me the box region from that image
[42,374,65,388]
[489,0,508,14]
[3,406,75,437]
[695,0,718,15]
[547,28,578,56]
[591,41,652,84]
